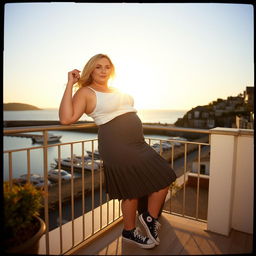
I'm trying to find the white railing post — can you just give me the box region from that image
[207,128,254,236]
[43,130,50,254]
[207,128,238,236]
[231,129,254,234]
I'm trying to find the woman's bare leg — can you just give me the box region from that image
[148,186,169,218]
[121,198,138,230]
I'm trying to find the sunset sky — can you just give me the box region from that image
[3,2,254,111]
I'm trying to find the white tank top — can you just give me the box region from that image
[87,87,137,125]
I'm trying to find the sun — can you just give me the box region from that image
[111,58,157,110]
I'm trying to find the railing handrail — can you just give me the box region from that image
[3,122,97,134]
[142,124,210,134]
[3,122,253,136]
[3,122,211,134]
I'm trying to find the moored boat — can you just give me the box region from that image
[48,169,72,182]
[168,136,188,146]
[54,157,100,172]
[32,133,62,144]
[16,173,52,188]
[86,150,101,160]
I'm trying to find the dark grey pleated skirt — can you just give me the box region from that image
[98,112,177,200]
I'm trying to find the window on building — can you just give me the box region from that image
[200,164,206,174]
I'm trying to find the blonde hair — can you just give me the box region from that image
[76,53,115,89]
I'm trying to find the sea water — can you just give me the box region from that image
[3,108,187,124]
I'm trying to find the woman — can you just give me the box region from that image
[59,53,177,249]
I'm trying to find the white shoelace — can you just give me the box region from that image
[153,220,161,236]
[134,227,147,242]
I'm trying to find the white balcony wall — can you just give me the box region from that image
[232,131,254,234]
[207,128,254,236]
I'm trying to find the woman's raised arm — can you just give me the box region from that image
[59,69,86,125]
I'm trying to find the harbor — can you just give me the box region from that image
[42,138,209,231]
[4,119,210,231]
[11,134,209,207]
[4,132,62,143]
[5,133,44,139]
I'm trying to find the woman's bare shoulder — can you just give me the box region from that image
[75,86,94,96]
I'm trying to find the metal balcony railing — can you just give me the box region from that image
[3,123,210,255]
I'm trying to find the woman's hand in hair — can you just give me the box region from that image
[68,69,81,86]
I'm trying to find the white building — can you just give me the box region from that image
[191,154,210,175]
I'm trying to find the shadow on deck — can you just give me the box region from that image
[71,213,253,255]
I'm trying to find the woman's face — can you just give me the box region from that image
[91,57,112,85]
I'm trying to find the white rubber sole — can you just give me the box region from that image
[122,236,156,249]
[139,214,160,245]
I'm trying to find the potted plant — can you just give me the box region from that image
[3,181,46,254]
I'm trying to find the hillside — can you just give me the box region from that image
[174,87,253,129]
[4,103,42,111]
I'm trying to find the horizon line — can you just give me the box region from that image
[3,102,189,112]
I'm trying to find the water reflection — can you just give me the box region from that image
[3,131,98,181]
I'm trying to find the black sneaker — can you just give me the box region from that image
[139,212,161,245]
[122,227,155,249]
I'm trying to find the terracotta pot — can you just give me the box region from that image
[5,216,46,254]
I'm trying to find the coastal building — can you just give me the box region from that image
[201,111,209,119]
[206,118,215,128]
[244,86,254,109]
[227,95,244,105]
[175,86,254,129]
[215,109,225,117]
[186,151,210,189]
[190,154,210,176]
[236,113,254,129]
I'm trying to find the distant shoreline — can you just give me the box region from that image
[4,103,42,111]
[3,107,188,112]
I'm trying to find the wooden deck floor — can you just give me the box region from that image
[71,212,253,255]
